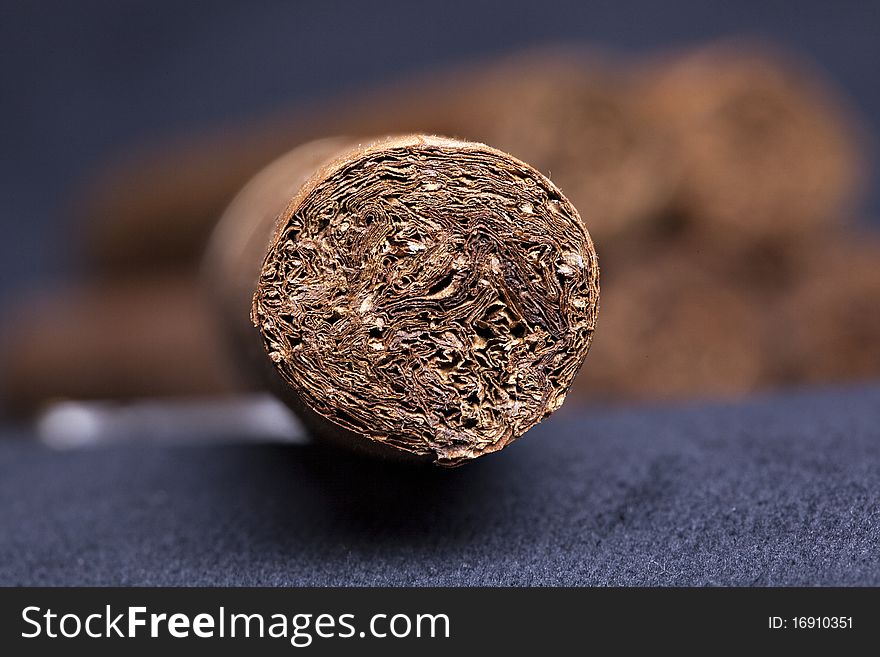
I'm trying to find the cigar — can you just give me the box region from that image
[206,135,600,465]
[573,250,763,402]
[0,276,244,415]
[203,136,356,370]
[76,48,662,275]
[768,233,880,384]
[387,49,674,243]
[640,40,864,245]
[2,135,599,447]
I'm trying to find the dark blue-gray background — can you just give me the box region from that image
[1,0,879,308]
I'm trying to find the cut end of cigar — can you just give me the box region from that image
[252,135,599,465]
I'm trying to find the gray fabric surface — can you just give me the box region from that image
[1,385,878,586]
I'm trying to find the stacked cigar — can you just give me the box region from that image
[2,38,877,427]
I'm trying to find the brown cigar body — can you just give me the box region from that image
[206,135,599,465]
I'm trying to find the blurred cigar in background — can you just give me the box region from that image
[76,47,672,275]
[574,249,765,403]
[1,38,877,417]
[76,42,865,276]
[769,233,880,385]
[640,41,865,247]
[0,276,245,414]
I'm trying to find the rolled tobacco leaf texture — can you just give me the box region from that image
[204,136,358,368]
[246,135,599,465]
